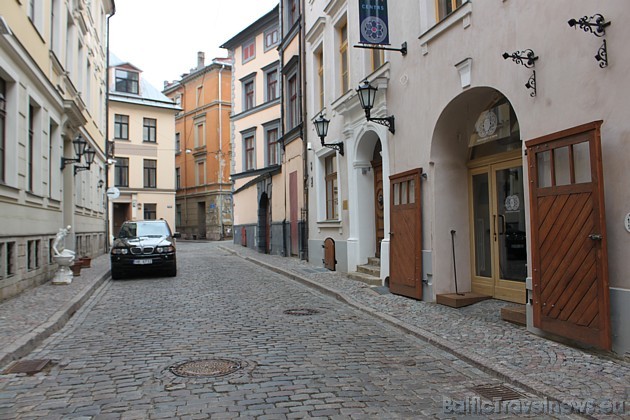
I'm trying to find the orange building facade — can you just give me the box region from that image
[164,54,233,240]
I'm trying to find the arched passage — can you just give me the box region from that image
[430,87,526,303]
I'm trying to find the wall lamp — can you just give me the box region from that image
[356,80,395,134]
[97,179,105,189]
[60,135,95,175]
[502,49,538,97]
[568,14,610,68]
[313,114,344,156]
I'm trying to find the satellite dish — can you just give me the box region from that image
[106,187,120,199]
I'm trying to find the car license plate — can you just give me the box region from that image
[133,259,152,265]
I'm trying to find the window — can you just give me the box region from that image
[28,104,34,192]
[339,20,349,94]
[143,118,156,142]
[176,204,182,227]
[288,0,299,26]
[29,0,36,22]
[143,203,157,220]
[244,80,255,110]
[115,69,139,94]
[266,127,280,166]
[114,114,129,139]
[144,159,157,188]
[244,135,255,171]
[287,74,299,128]
[325,156,338,220]
[27,240,40,271]
[316,49,324,110]
[175,167,181,189]
[195,123,205,148]
[175,132,180,152]
[196,86,203,106]
[197,161,205,184]
[5,242,16,277]
[114,157,129,187]
[266,69,278,101]
[436,0,463,21]
[48,238,55,264]
[371,48,384,72]
[265,28,279,49]
[0,78,6,183]
[242,39,255,63]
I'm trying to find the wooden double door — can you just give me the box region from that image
[469,158,527,303]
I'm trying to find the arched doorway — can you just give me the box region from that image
[431,88,526,304]
[257,193,270,254]
[371,141,384,257]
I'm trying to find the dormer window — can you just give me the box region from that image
[115,69,139,94]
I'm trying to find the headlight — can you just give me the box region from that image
[156,246,175,253]
[111,248,129,255]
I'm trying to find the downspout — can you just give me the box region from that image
[279,3,287,257]
[104,4,115,252]
[299,0,308,261]
[218,63,225,239]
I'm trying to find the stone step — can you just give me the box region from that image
[357,264,380,277]
[501,305,526,326]
[347,271,382,287]
[367,257,380,266]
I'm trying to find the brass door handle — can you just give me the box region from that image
[588,234,603,240]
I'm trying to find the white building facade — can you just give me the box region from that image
[0,0,114,300]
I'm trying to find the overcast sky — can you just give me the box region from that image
[109,0,279,90]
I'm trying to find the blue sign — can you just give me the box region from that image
[359,0,390,45]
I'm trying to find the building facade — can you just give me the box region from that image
[163,54,232,241]
[223,7,288,254]
[304,0,629,356]
[0,0,114,301]
[107,55,179,236]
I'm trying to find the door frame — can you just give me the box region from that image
[468,152,526,303]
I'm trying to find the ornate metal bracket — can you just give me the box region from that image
[568,14,610,69]
[595,40,608,68]
[568,14,610,37]
[502,49,538,68]
[502,49,538,97]
[320,139,344,156]
[365,111,395,134]
[525,71,537,97]
[354,42,407,56]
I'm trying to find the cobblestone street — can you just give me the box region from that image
[0,242,568,419]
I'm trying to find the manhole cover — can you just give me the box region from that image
[471,384,526,401]
[283,308,321,316]
[169,358,243,378]
[3,359,51,375]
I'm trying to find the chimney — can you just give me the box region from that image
[197,52,205,70]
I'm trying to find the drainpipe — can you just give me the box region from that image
[218,63,225,240]
[104,5,115,252]
[299,0,308,261]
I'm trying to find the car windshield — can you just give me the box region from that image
[118,222,171,238]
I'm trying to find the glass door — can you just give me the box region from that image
[470,159,526,303]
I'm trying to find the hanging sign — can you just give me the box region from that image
[359,0,390,45]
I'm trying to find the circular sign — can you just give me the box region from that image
[361,16,388,44]
[625,213,630,233]
[106,187,120,200]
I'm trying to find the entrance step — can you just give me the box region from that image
[357,263,380,278]
[501,305,526,326]
[436,292,491,308]
[367,257,380,266]
[347,271,382,286]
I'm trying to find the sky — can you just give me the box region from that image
[109,0,279,90]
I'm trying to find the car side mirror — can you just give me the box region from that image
[173,232,181,239]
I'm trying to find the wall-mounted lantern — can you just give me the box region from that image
[356,80,395,134]
[313,114,344,156]
[61,135,95,175]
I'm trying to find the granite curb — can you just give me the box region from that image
[220,245,588,415]
[0,263,110,369]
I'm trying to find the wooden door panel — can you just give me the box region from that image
[526,121,611,350]
[389,169,422,299]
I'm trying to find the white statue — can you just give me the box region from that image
[52,225,75,285]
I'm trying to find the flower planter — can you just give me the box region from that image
[79,257,92,268]
[70,263,82,277]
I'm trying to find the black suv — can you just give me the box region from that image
[110,220,180,279]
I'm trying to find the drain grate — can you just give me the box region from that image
[471,384,527,401]
[169,358,243,378]
[283,308,321,316]
[3,359,51,375]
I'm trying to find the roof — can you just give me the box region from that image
[108,52,180,111]
[221,5,279,50]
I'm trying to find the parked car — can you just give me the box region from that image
[110,220,180,280]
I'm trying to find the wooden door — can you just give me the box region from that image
[290,171,298,256]
[526,121,611,350]
[323,238,336,271]
[389,169,422,299]
[372,160,384,257]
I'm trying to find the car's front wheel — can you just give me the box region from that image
[167,264,177,277]
[111,267,124,280]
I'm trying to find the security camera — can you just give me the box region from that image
[107,158,117,165]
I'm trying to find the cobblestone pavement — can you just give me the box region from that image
[0,242,582,419]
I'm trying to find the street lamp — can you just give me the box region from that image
[73,146,96,175]
[61,135,88,170]
[356,80,395,134]
[313,114,344,156]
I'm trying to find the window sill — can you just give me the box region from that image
[418,1,472,55]
[317,220,341,228]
